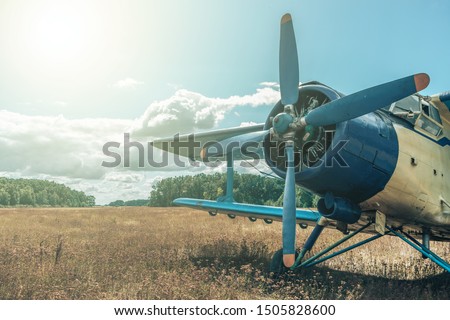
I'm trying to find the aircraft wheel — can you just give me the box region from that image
[269,249,299,277]
[268,249,289,277]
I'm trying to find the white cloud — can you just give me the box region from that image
[104,172,144,183]
[131,84,279,137]
[113,77,144,89]
[0,110,131,179]
[259,82,280,90]
[0,84,279,204]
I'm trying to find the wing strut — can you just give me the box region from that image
[218,153,235,203]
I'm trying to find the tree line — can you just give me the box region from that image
[0,177,95,207]
[148,172,319,208]
[108,199,149,206]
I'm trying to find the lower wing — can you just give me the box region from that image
[174,198,320,226]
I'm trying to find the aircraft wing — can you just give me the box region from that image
[173,198,320,225]
[151,124,267,161]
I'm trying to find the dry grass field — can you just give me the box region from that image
[0,207,449,299]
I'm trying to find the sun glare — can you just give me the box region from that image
[1,0,124,96]
[30,6,87,63]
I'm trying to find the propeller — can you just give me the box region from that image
[303,73,430,127]
[278,13,299,267]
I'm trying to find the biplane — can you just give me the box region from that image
[152,14,450,274]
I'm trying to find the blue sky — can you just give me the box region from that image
[1,0,449,120]
[0,0,449,203]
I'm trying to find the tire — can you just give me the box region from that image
[268,249,289,277]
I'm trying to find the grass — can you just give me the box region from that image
[0,207,448,299]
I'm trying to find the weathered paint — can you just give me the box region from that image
[362,110,450,229]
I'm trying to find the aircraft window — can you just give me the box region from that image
[429,105,442,124]
[416,114,442,136]
[392,95,421,113]
[390,95,421,124]
[422,104,430,116]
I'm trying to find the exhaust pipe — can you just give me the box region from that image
[317,193,361,224]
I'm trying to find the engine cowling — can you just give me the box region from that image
[262,81,399,205]
[263,82,342,173]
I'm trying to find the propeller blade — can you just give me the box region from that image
[282,141,297,268]
[279,14,299,106]
[304,73,430,127]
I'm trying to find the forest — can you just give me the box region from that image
[148,172,319,207]
[108,199,149,206]
[0,177,95,207]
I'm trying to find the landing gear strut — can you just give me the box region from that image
[269,220,450,275]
